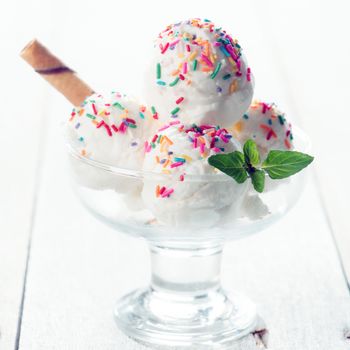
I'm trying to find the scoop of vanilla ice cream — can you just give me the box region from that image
[231,100,294,193]
[67,92,159,192]
[142,122,248,227]
[143,18,254,128]
[231,100,294,158]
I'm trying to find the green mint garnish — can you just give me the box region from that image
[208,139,314,193]
[243,139,260,167]
[208,151,248,184]
[261,150,314,179]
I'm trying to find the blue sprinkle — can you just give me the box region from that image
[75,122,81,129]
[131,141,138,147]
[268,119,272,125]
[243,114,249,120]
[160,159,166,164]
[217,86,222,93]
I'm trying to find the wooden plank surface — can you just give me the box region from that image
[0,0,55,347]
[1,0,349,349]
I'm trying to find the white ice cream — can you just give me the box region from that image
[66,92,159,192]
[231,100,294,158]
[144,18,254,128]
[142,122,248,227]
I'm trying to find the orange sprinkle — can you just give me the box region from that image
[171,69,180,76]
[201,66,213,73]
[162,169,171,175]
[78,109,85,116]
[163,159,170,168]
[81,149,86,156]
[284,139,291,149]
[155,185,160,198]
[233,120,244,133]
[155,155,160,163]
[229,80,238,94]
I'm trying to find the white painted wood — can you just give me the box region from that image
[251,0,350,284]
[0,1,56,348]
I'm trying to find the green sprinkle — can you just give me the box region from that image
[113,102,124,110]
[139,112,145,119]
[157,135,162,143]
[193,59,198,71]
[128,123,137,129]
[243,114,249,120]
[151,143,156,148]
[171,107,180,115]
[157,80,166,86]
[278,115,285,125]
[210,62,222,79]
[223,73,232,80]
[79,136,84,142]
[169,77,180,87]
[86,113,96,119]
[151,106,157,114]
[290,133,294,140]
[157,63,161,79]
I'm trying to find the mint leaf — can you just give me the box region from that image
[262,150,314,179]
[208,151,248,184]
[243,139,260,166]
[250,170,265,193]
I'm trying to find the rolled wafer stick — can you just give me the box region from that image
[20,39,94,106]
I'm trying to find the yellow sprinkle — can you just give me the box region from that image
[162,169,171,175]
[182,154,193,162]
[178,52,184,58]
[188,51,198,61]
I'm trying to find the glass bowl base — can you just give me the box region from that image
[114,287,258,348]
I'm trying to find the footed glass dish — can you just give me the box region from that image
[66,127,309,348]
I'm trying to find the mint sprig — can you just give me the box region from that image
[208,139,314,193]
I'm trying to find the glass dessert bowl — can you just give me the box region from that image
[66,127,309,348]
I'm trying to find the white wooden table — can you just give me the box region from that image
[1,0,350,349]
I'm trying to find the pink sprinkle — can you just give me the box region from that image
[179,174,185,181]
[170,39,180,47]
[200,143,205,153]
[119,122,127,133]
[200,54,213,67]
[144,141,149,152]
[183,62,188,74]
[152,134,158,143]
[161,188,174,198]
[96,120,105,128]
[153,113,159,120]
[171,162,184,168]
[186,44,191,52]
[159,124,170,131]
[161,42,170,54]
[246,67,251,82]
[220,134,229,143]
[111,124,118,133]
[92,103,98,115]
[214,42,221,47]
[179,74,185,80]
[169,120,181,126]
[126,118,136,124]
[176,97,184,104]
[159,186,166,195]
[104,123,112,137]
[193,138,198,148]
[213,147,221,153]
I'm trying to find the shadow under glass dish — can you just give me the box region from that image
[66,127,310,348]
